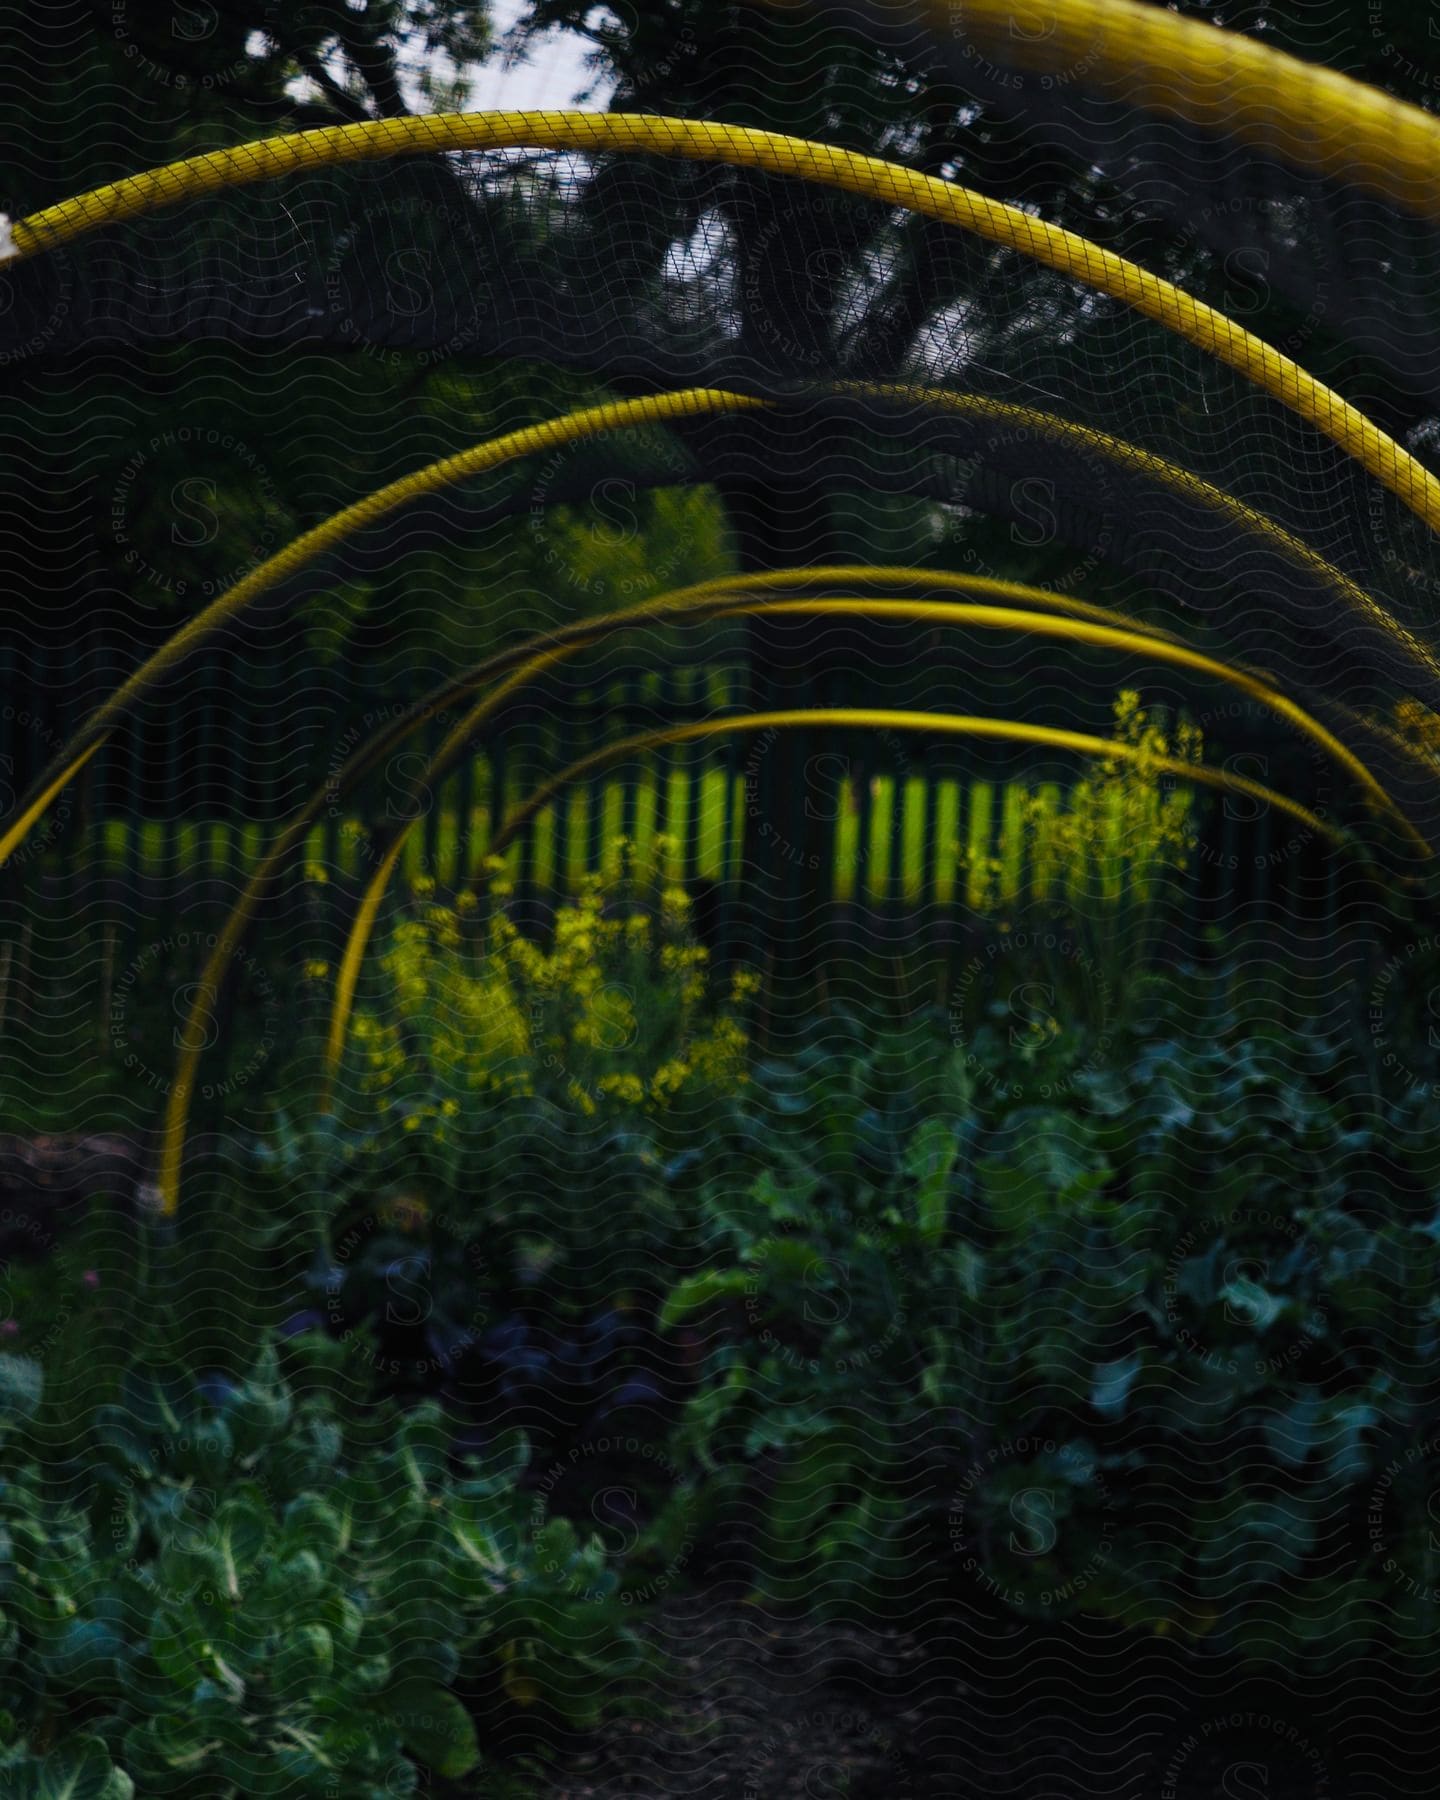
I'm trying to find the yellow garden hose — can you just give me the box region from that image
[4,112,1438,537]
[3,381,1431,878]
[780,0,1440,217]
[309,586,1408,1112]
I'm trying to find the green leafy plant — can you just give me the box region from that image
[657,997,1440,1665]
[0,1340,646,1795]
[276,846,758,1314]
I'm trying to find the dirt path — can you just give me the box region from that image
[538,1584,947,1798]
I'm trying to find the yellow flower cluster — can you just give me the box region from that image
[351,841,757,1120]
[1052,691,1199,899]
[398,1098,462,1145]
[961,691,1202,912]
[680,1013,750,1092]
[597,1072,647,1105]
[660,942,709,1007]
[351,1011,409,1095]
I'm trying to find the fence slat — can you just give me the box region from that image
[0,628,1355,1000]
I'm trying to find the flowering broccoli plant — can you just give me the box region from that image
[337,839,755,1151]
[957,692,1202,1022]
[961,692,1201,917]
[275,843,760,1321]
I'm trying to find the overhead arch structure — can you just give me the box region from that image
[153,566,1415,1212]
[4,91,1437,1215]
[158,691,1349,1211]
[150,565,1213,1216]
[311,590,1417,1094]
[5,6,1438,400]
[483,711,1344,870]
[4,109,1439,546]
[777,0,1440,409]
[3,380,1435,878]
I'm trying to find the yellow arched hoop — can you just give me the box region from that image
[157,570,1190,1208]
[310,589,1409,1110]
[5,112,1439,538]
[482,709,1345,879]
[4,382,1431,877]
[158,562,1202,1188]
[761,0,1440,217]
[161,572,1395,1210]
[0,391,764,872]
[160,675,1352,1211]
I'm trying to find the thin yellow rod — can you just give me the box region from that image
[634,563,1190,640]
[159,567,1413,1208]
[480,711,1347,879]
[316,591,1397,1115]
[6,112,1438,535]
[0,390,764,873]
[160,564,1186,1211]
[839,382,1439,689]
[4,381,1431,878]
[412,559,1439,790]
[747,603,1407,837]
[171,695,1343,1209]
[150,688,501,1215]
[0,739,103,870]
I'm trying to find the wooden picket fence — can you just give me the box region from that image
[0,630,1382,1092]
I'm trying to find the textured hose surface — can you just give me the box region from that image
[7,111,1440,534]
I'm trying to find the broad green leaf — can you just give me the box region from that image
[383,1681,479,1779]
[1218,1277,1285,1333]
[658,1270,750,1330]
[213,1498,268,1592]
[271,1624,333,1699]
[904,1117,957,1241]
[751,1167,822,1223]
[280,1494,345,1559]
[118,1367,191,1438]
[125,1711,217,1777]
[36,1737,133,1800]
[750,1236,828,1283]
